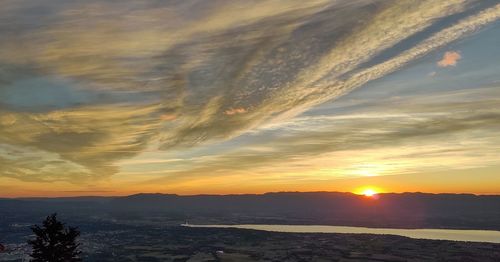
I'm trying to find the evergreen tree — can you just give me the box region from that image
[27,213,82,262]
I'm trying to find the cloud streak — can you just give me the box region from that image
[143,86,500,189]
[1,0,499,190]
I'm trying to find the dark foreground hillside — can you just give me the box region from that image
[1,192,500,261]
[1,224,500,261]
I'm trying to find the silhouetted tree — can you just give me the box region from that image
[28,213,82,262]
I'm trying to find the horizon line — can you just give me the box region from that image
[2,190,500,199]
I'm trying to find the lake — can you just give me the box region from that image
[183,224,500,243]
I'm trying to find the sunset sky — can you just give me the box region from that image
[1,0,500,197]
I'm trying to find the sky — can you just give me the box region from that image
[1,0,500,197]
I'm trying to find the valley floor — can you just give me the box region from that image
[2,224,499,261]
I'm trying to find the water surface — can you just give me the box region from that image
[184,224,500,243]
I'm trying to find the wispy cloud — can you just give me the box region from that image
[0,0,499,190]
[143,86,500,189]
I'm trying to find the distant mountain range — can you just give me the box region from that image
[2,192,500,230]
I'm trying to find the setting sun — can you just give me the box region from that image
[362,189,377,197]
[354,186,383,197]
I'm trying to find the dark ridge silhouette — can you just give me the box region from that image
[1,192,499,230]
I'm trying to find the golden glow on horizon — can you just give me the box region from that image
[354,186,384,197]
[2,166,500,197]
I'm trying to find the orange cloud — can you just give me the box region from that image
[437,51,461,67]
[224,108,247,115]
[160,113,177,121]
